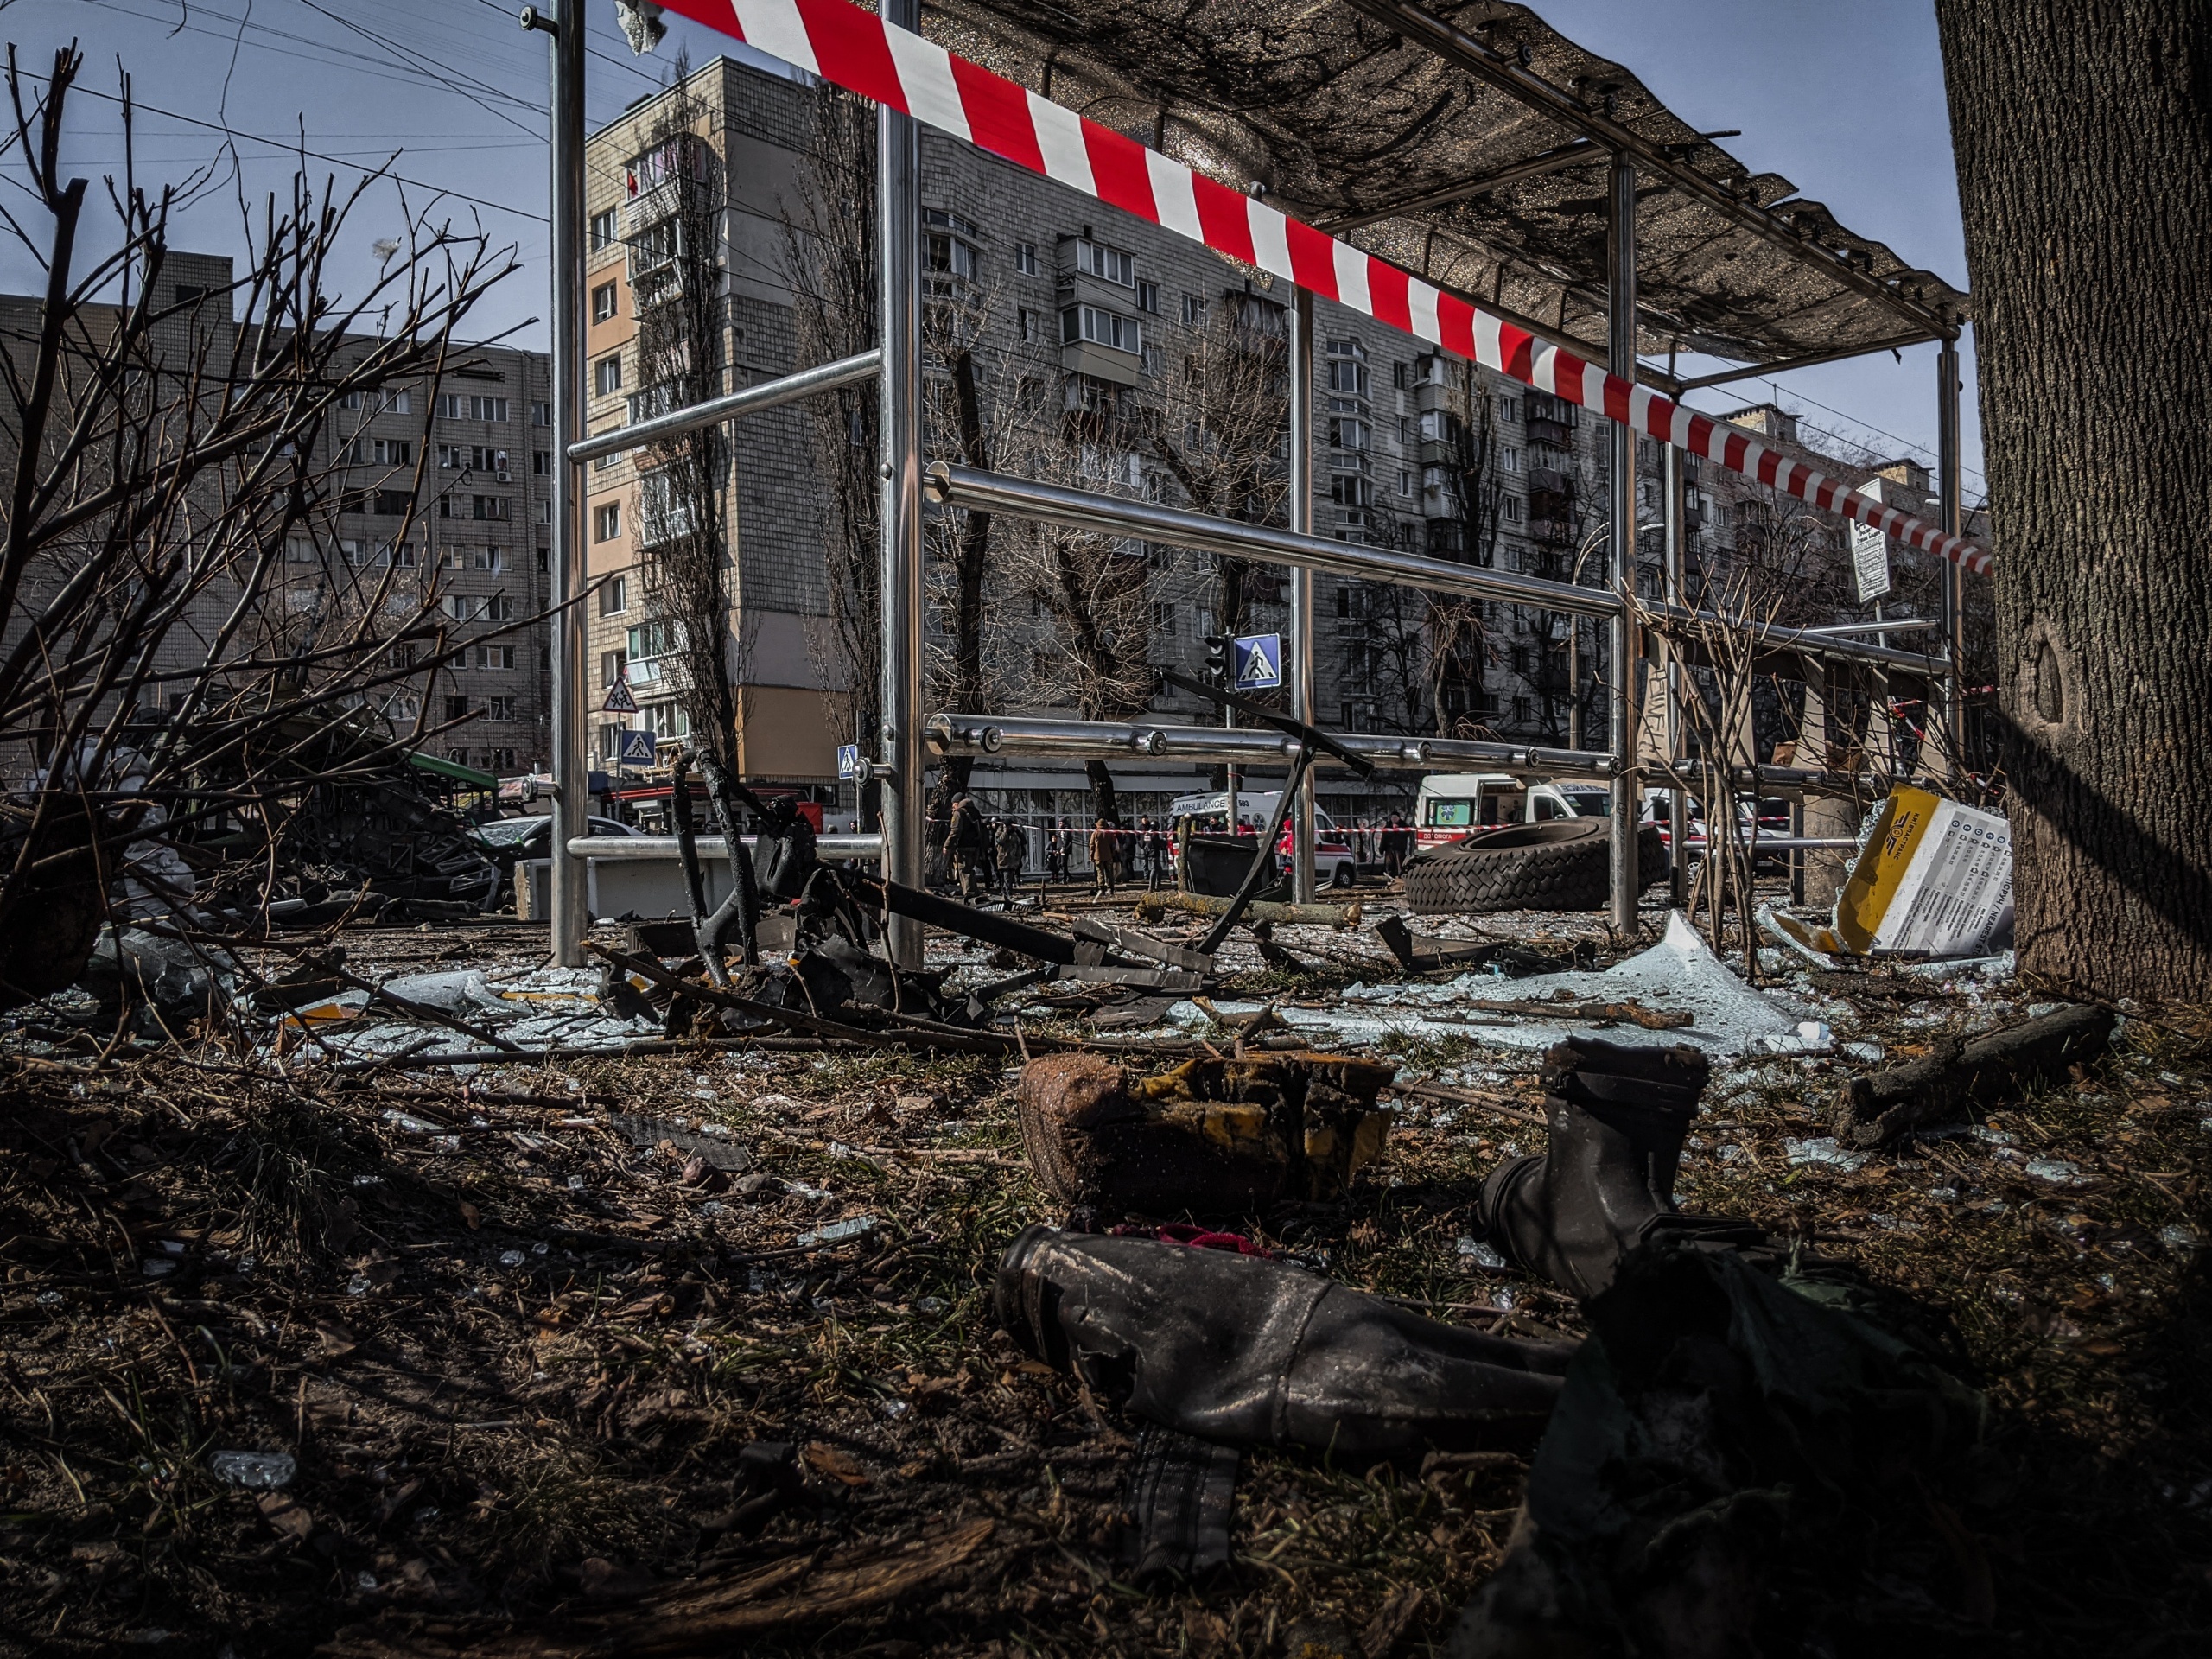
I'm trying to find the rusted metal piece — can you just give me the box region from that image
[1014,1051,1396,1217]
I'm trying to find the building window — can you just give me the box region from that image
[594,355,623,397]
[374,438,412,466]
[594,502,621,542]
[472,545,502,571]
[437,393,509,423]
[1150,601,1177,636]
[445,695,471,721]
[440,494,509,521]
[1397,469,1413,496]
[480,595,513,622]
[484,696,516,721]
[533,449,552,475]
[478,644,517,669]
[1499,397,1520,423]
[531,400,552,427]
[923,209,980,286]
[1068,237,1135,286]
[1393,360,1410,391]
[1500,447,1521,473]
[590,207,619,250]
[592,282,619,323]
[598,724,626,761]
[1062,304,1141,353]
[1180,292,1210,327]
[600,574,626,613]
[1502,495,1522,523]
[1330,416,1370,452]
[601,649,627,686]
[1018,308,1039,343]
[1136,279,1160,315]
[1014,240,1038,276]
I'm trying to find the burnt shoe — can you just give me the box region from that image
[1477,1036,1766,1302]
[995,1224,1573,1458]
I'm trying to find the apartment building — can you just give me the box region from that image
[590,56,1908,823]
[0,251,556,779]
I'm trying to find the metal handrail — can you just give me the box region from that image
[567,834,884,861]
[568,349,882,463]
[924,462,1625,619]
[927,462,1952,677]
[925,714,1617,781]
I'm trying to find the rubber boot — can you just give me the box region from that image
[1477,1036,1766,1302]
[995,1224,1574,1459]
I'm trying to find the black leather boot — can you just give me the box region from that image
[1478,1036,1767,1302]
[995,1224,1574,1459]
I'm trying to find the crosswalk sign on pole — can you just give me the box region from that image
[616,728,656,767]
[1232,632,1283,691]
[601,676,639,715]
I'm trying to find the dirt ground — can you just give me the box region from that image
[3,894,2209,1656]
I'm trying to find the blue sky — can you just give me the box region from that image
[3,0,1982,496]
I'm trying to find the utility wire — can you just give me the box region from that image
[10,67,550,224]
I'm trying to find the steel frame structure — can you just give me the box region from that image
[539,0,1973,966]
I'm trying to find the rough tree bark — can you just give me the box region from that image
[1935,1,2212,1001]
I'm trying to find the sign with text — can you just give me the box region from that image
[1850,483,1892,603]
[1232,632,1283,691]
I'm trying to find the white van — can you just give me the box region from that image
[1410,773,1617,849]
[1166,791,1360,887]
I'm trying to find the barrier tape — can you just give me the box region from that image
[654,0,1992,577]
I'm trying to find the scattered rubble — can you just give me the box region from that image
[0,856,2204,1655]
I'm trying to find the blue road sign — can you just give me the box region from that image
[616,728,656,767]
[836,743,863,780]
[1232,632,1283,690]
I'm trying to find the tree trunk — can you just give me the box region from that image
[1935,1,2212,1001]
[1085,759,1119,833]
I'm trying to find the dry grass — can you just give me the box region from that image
[0,917,2208,1656]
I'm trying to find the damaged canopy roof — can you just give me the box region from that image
[927,0,1968,374]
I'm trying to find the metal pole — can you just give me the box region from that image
[1605,152,1640,934]
[878,0,925,968]
[1287,288,1318,902]
[1937,333,1965,781]
[545,0,588,967]
[569,348,881,463]
[1662,440,1688,909]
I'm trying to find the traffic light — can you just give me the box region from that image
[1203,634,1230,685]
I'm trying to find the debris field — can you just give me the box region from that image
[2,891,2209,1657]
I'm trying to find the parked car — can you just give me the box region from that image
[1166,791,1361,887]
[473,813,639,909]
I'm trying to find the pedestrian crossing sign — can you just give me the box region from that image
[1233,632,1283,690]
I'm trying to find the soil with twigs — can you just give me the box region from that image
[1,903,2209,1656]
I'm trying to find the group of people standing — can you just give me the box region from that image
[938,799,1174,902]
[936,798,1420,901]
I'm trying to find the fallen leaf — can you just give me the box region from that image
[802,1443,869,1488]
[459,1201,481,1230]
[257,1491,314,1541]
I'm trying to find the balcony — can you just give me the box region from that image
[1529,515,1578,546]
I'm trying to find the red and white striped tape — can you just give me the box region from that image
[655,0,1993,577]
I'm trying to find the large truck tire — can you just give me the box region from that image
[1402,821,1669,915]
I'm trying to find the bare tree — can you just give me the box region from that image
[632,60,741,757]
[0,46,521,1002]
[1136,289,1290,649]
[778,86,878,798]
